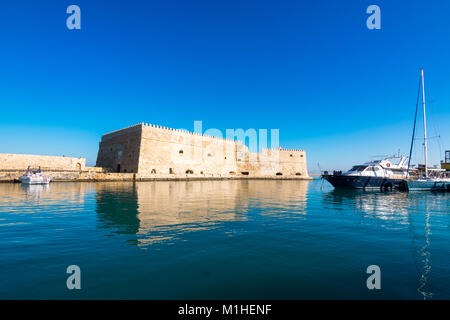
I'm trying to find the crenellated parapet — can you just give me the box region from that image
[141,122,235,143]
[96,122,309,178]
[279,147,306,152]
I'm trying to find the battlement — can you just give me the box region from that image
[142,122,236,143]
[96,123,309,178]
[279,148,305,152]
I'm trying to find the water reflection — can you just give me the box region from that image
[323,188,442,299]
[1,180,449,299]
[94,180,309,245]
[134,181,246,245]
[0,182,89,207]
[21,184,50,202]
[322,189,410,224]
[95,183,140,235]
[409,204,433,300]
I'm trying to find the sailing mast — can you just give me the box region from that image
[421,69,428,178]
[406,71,422,178]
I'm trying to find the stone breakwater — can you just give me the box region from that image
[0,169,312,183]
[0,153,311,182]
[0,153,86,171]
[0,168,132,183]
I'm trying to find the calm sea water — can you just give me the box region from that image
[0,179,449,299]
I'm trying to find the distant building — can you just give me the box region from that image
[96,123,309,178]
[442,150,450,171]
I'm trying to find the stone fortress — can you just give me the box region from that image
[0,123,309,182]
[96,123,309,178]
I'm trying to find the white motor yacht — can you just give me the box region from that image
[322,156,409,190]
[19,167,51,185]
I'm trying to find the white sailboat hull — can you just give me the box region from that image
[407,179,450,191]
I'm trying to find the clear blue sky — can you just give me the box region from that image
[1,0,449,172]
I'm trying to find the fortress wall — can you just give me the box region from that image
[138,124,239,176]
[279,149,308,177]
[243,149,280,176]
[0,153,85,171]
[236,149,308,177]
[237,152,260,175]
[94,123,309,179]
[96,124,142,173]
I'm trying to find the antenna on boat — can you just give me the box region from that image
[421,69,429,178]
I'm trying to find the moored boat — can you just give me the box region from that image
[322,156,409,191]
[19,167,51,185]
[404,69,450,191]
[407,178,450,191]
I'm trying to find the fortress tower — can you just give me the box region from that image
[96,123,309,178]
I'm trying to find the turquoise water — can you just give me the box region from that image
[0,180,449,299]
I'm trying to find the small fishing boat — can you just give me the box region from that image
[404,69,450,191]
[19,167,51,185]
[322,155,409,190]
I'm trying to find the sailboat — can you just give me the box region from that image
[406,69,450,191]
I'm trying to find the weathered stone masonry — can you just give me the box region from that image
[96,123,309,178]
[0,153,85,171]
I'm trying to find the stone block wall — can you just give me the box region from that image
[0,153,86,171]
[279,149,308,176]
[95,123,310,178]
[95,124,142,173]
[139,124,238,176]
